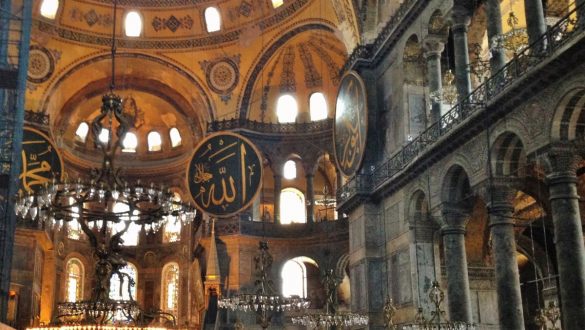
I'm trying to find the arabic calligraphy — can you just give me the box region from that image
[334,72,368,177]
[187,132,263,217]
[18,127,63,194]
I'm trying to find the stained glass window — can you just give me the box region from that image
[161,263,179,314]
[66,258,84,302]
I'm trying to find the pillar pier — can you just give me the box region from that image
[544,149,585,328]
[451,8,473,98]
[273,174,282,224]
[523,0,547,52]
[487,183,524,330]
[423,37,444,124]
[306,173,315,223]
[336,169,344,220]
[485,0,506,73]
[440,205,472,323]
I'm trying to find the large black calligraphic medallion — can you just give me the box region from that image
[187,132,263,217]
[333,71,368,177]
[19,127,64,194]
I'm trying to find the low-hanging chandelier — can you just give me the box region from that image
[290,269,369,329]
[218,241,310,329]
[16,0,195,327]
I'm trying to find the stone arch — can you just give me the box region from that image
[441,164,473,209]
[403,34,424,85]
[491,131,527,177]
[551,88,585,141]
[408,189,429,222]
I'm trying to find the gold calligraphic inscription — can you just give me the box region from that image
[333,71,368,177]
[187,132,263,217]
[19,127,64,194]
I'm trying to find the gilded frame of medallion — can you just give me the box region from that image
[186,131,264,218]
[333,70,368,177]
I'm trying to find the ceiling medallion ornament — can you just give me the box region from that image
[200,55,240,103]
[333,71,368,177]
[27,45,54,84]
[187,131,262,217]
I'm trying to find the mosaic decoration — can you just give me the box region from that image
[297,42,322,88]
[279,46,296,93]
[200,55,240,103]
[333,71,368,177]
[27,45,54,84]
[238,24,335,119]
[19,126,64,194]
[187,132,263,217]
[152,15,194,32]
[308,41,341,84]
[69,8,113,28]
[239,0,253,17]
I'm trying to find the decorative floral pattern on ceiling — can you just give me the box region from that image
[69,7,113,28]
[152,15,194,32]
[27,45,61,88]
[200,55,241,104]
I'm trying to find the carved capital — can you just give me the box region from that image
[423,37,445,59]
[449,7,472,33]
[438,203,469,230]
[539,143,582,178]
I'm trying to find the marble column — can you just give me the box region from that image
[423,37,445,124]
[306,173,315,223]
[441,205,473,323]
[451,8,473,98]
[273,174,282,224]
[488,184,525,330]
[523,0,547,52]
[485,0,506,73]
[545,150,585,328]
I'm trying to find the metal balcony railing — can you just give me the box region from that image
[338,3,585,205]
[208,118,333,134]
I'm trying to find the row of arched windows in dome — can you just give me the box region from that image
[65,259,179,315]
[75,122,182,153]
[276,92,328,123]
[40,0,285,35]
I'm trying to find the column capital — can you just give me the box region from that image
[449,7,472,31]
[423,37,445,59]
[538,143,583,178]
[438,203,470,230]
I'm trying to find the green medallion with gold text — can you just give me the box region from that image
[187,132,263,217]
[333,71,368,177]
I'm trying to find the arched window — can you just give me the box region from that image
[40,0,59,19]
[169,128,182,148]
[112,203,140,246]
[124,11,143,37]
[163,193,182,243]
[283,160,297,180]
[110,263,137,300]
[204,7,221,32]
[75,122,89,142]
[98,128,110,144]
[277,95,298,123]
[122,132,138,153]
[271,0,284,8]
[309,92,328,121]
[280,188,306,224]
[161,263,180,315]
[148,131,162,152]
[281,257,317,298]
[65,258,84,302]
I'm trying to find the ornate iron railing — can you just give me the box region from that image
[338,4,585,205]
[207,118,333,134]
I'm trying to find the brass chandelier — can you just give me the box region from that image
[16,0,195,327]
